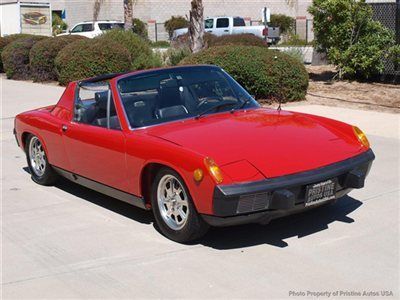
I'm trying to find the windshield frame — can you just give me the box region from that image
[115,65,260,130]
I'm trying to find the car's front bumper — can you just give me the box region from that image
[201,149,375,226]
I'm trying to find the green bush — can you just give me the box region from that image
[55,38,132,85]
[52,13,67,35]
[309,0,396,79]
[388,45,400,66]
[164,16,188,39]
[180,46,308,102]
[269,14,295,34]
[132,18,148,39]
[280,33,308,46]
[164,47,191,66]
[150,40,170,48]
[1,35,47,79]
[97,29,160,70]
[281,48,305,64]
[0,33,36,72]
[205,33,268,48]
[30,35,86,82]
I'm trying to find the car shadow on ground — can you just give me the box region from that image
[200,196,362,249]
[24,167,362,249]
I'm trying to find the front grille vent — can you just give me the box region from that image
[236,193,270,214]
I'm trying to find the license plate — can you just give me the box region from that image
[305,179,336,206]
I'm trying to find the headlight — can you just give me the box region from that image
[353,126,370,148]
[204,157,224,184]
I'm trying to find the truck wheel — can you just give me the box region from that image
[25,134,58,186]
[151,167,209,243]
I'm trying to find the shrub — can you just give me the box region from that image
[150,40,170,48]
[205,33,268,48]
[269,14,295,34]
[132,18,148,39]
[164,16,189,39]
[309,0,396,79]
[52,13,67,35]
[280,33,308,46]
[1,35,47,79]
[180,46,308,102]
[97,29,159,70]
[55,38,132,85]
[30,35,86,82]
[164,47,191,66]
[281,48,305,64]
[388,45,400,66]
[0,33,35,72]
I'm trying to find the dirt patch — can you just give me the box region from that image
[304,65,400,113]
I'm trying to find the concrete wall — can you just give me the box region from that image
[49,0,313,41]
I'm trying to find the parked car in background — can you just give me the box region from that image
[57,20,124,38]
[173,16,280,44]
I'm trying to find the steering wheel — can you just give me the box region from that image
[196,96,223,110]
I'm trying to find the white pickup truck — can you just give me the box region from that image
[173,16,280,44]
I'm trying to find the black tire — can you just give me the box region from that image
[151,167,209,243]
[25,134,58,186]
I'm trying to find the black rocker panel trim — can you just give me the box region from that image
[52,166,148,210]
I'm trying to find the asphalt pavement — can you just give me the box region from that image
[1,75,399,299]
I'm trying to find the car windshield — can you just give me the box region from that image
[117,66,259,128]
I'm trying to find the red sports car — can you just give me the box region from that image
[14,65,374,242]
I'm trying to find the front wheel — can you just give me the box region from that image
[25,134,58,186]
[151,168,209,243]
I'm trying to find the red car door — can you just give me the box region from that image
[61,83,129,193]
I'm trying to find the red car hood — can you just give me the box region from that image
[144,108,365,179]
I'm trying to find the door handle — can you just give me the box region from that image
[224,30,229,32]
[62,125,68,132]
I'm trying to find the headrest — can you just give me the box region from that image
[160,78,179,89]
[157,105,188,119]
[95,91,109,110]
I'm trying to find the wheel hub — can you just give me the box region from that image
[29,137,46,177]
[157,174,189,231]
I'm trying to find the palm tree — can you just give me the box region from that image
[124,0,133,30]
[93,0,104,21]
[189,0,204,53]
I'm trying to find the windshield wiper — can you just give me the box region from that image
[238,98,251,110]
[195,102,237,119]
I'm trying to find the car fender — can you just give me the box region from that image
[125,133,219,214]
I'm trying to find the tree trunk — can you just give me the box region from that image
[93,0,104,21]
[189,0,204,53]
[124,0,133,31]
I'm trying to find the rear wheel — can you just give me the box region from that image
[25,134,58,186]
[151,168,209,243]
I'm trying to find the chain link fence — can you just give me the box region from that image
[369,1,400,75]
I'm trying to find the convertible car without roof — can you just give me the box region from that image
[14,65,375,242]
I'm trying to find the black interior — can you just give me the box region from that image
[75,90,120,130]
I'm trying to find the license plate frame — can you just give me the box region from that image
[305,179,337,206]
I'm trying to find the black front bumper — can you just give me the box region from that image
[201,149,375,227]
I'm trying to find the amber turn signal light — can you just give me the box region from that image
[353,126,370,148]
[204,157,224,184]
[193,168,204,182]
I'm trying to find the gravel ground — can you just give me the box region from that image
[305,65,400,113]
